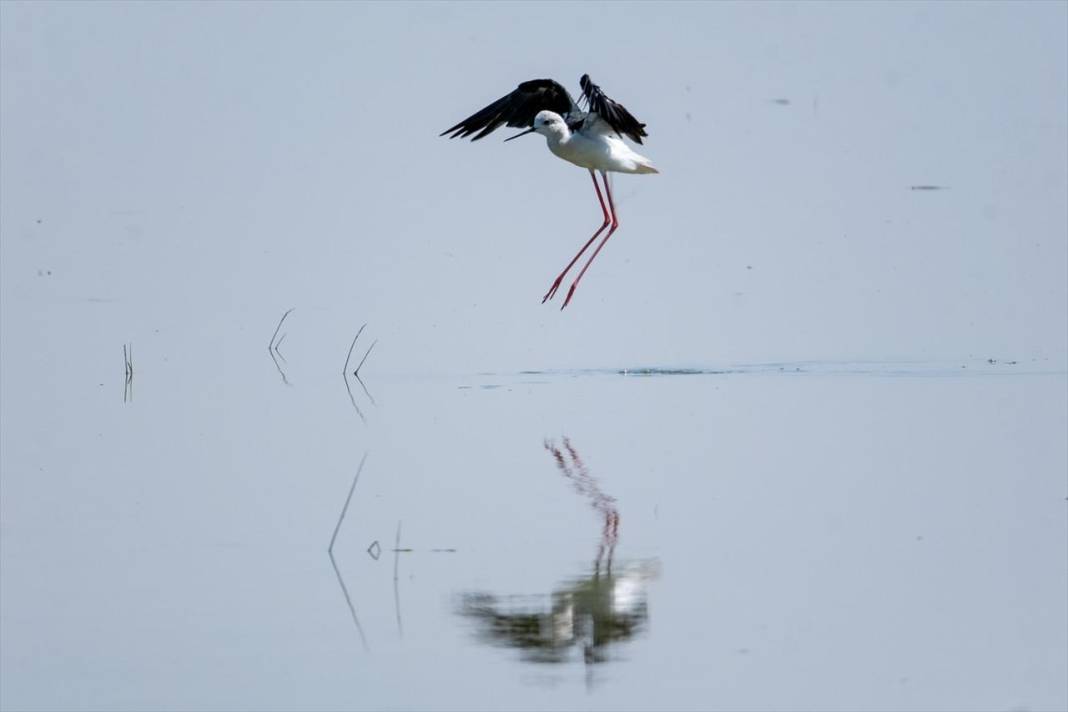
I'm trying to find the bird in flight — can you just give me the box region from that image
[441,74,658,309]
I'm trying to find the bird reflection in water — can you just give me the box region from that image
[458,437,660,668]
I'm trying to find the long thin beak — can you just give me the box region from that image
[504,127,537,142]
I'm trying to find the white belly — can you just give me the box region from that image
[548,132,656,175]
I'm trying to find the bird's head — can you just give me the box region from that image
[504,111,568,143]
[532,111,567,135]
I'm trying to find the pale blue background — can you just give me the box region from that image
[2,2,1066,711]
[2,1,1064,373]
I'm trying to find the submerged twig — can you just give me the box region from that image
[393,520,404,638]
[329,549,370,651]
[270,351,290,385]
[123,342,134,403]
[326,452,370,651]
[268,308,294,385]
[354,339,376,375]
[342,367,367,425]
[353,340,377,405]
[342,324,367,376]
[329,453,368,553]
[269,308,294,354]
[341,324,372,423]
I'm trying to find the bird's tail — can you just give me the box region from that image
[634,162,659,174]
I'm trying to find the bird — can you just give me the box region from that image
[441,75,658,309]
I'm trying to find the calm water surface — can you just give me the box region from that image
[1,315,1065,711]
[3,3,1066,709]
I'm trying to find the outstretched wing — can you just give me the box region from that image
[440,79,578,141]
[579,74,648,145]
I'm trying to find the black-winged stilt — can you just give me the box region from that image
[441,75,658,308]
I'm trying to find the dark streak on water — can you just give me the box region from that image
[483,360,1065,383]
[458,361,1063,391]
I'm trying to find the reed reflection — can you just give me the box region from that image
[458,437,659,666]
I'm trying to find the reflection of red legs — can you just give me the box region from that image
[596,510,620,576]
[544,438,620,576]
[543,170,612,304]
[563,171,618,309]
[564,438,587,476]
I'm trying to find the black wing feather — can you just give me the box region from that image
[440,79,577,141]
[579,74,648,145]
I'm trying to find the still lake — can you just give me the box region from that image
[2,317,1064,711]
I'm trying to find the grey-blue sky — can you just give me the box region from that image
[2,5,1067,709]
[2,1,1065,374]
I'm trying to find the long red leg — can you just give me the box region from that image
[542,170,611,303]
[562,171,618,309]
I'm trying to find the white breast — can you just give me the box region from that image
[547,130,657,175]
